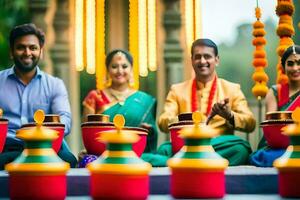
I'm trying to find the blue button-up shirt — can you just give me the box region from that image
[0,66,72,145]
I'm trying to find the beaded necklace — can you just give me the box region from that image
[109,88,131,106]
[191,75,217,116]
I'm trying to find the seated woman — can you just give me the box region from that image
[79,49,163,167]
[250,45,300,167]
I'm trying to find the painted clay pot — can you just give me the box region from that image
[261,111,293,148]
[81,114,147,157]
[88,114,151,200]
[0,109,8,153]
[274,108,300,198]
[21,114,64,153]
[169,113,203,154]
[168,112,228,199]
[169,120,194,154]
[5,110,69,200]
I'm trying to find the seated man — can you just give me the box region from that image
[250,45,300,167]
[158,38,256,166]
[0,23,77,169]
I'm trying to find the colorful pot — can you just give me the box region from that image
[88,114,151,200]
[0,109,8,153]
[21,114,64,153]
[274,108,300,198]
[169,121,193,154]
[168,112,228,199]
[5,110,69,200]
[261,111,293,148]
[81,114,148,157]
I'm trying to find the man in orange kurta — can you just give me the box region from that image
[158,38,256,166]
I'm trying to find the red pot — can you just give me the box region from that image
[9,175,66,200]
[0,118,8,153]
[169,121,195,154]
[278,170,300,197]
[90,173,149,199]
[171,169,225,198]
[21,122,64,153]
[81,122,148,157]
[261,121,292,148]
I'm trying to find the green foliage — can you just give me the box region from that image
[140,71,157,97]
[79,71,96,113]
[217,18,278,100]
[0,0,29,70]
[293,0,300,44]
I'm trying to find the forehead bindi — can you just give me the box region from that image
[114,52,127,61]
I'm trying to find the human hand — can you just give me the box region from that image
[207,98,233,124]
[211,98,232,120]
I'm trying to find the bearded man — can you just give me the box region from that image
[0,23,77,169]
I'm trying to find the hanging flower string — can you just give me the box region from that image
[252,5,269,99]
[275,0,295,85]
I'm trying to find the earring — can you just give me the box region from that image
[105,76,112,87]
[129,74,134,88]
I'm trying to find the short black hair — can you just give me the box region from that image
[281,45,300,70]
[9,23,45,48]
[191,38,218,56]
[105,49,133,68]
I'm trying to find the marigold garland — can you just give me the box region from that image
[252,6,268,99]
[275,0,295,84]
[252,37,266,46]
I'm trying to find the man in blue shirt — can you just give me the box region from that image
[0,23,77,169]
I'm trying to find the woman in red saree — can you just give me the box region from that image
[79,49,160,167]
[250,45,300,167]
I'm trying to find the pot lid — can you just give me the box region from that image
[99,114,140,143]
[178,111,219,139]
[17,110,58,141]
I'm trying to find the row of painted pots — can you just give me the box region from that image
[5,110,69,200]
[6,111,150,200]
[169,111,294,155]
[81,114,148,157]
[0,113,64,153]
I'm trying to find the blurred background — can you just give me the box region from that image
[0,0,300,154]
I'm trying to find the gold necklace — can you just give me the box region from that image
[109,88,130,106]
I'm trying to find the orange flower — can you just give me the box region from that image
[253,21,264,29]
[276,1,295,16]
[276,46,287,57]
[279,37,294,45]
[252,82,268,98]
[255,7,261,19]
[253,28,266,37]
[253,49,266,58]
[277,73,289,85]
[279,14,293,24]
[252,68,269,82]
[252,37,266,46]
[277,23,295,37]
[253,58,268,68]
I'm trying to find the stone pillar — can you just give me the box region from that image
[51,0,81,155]
[162,0,183,89]
[28,0,55,74]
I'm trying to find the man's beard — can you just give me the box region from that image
[13,55,40,73]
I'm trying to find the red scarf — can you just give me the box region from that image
[191,75,217,116]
